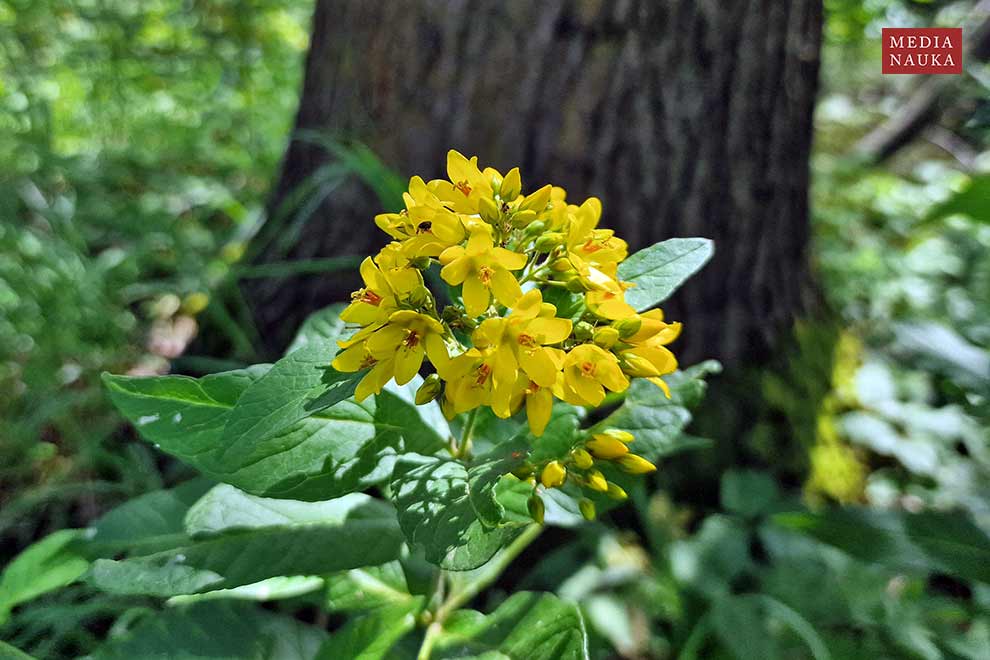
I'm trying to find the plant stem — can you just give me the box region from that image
[416,524,543,660]
[436,523,543,621]
[456,407,479,460]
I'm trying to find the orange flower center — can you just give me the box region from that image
[360,355,378,369]
[403,330,421,348]
[455,180,472,196]
[478,265,495,285]
[475,363,492,386]
[581,239,603,254]
[580,361,597,378]
[517,333,537,348]
[353,289,383,306]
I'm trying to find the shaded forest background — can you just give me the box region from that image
[1,0,989,657]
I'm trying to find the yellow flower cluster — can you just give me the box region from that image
[332,150,681,438]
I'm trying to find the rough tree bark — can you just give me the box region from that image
[252,0,823,366]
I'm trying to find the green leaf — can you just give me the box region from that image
[86,488,403,597]
[218,338,362,465]
[925,174,990,224]
[434,592,589,659]
[88,478,213,555]
[391,447,530,570]
[0,641,36,659]
[105,368,442,501]
[325,563,417,613]
[0,530,90,625]
[184,484,389,537]
[774,508,990,584]
[315,598,424,660]
[721,470,780,518]
[287,302,350,353]
[167,576,325,606]
[89,601,327,660]
[617,238,714,310]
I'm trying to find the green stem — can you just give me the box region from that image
[416,524,542,660]
[456,407,479,460]
[435,524,543,622]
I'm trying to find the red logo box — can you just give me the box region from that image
[883,27,962,74]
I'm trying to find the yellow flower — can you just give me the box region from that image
[428,150,494,215]
[586,285,637,320]
[508,375,556,437]
[333,310,448,396]
[438,348,497,415]
[340,257,422,327]
[472,289,571,419]
[375,177,467,258]
[565,197,627,266]
[556,344,629,407]
[439,231,527,317]
[619,309,681,396]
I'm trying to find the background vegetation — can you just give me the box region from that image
[1,0,988,658]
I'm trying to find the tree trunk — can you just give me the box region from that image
[252,0,823,366]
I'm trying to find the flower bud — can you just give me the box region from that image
[415,374,442,405]
[534,233,564,253]
[586,434,629,460]
[586,469,608,492]
[479,196,501,224]
[565,278,587,293]
[612,317,642,339]
[616,454,657,474]
[182,292,210,316]
[512,463,534,480]
[541,460,567,488]
[510,209,538,228]
[523,221,546,237]
[409,256,431,270]
[573,321,594,341]
[408,285,432,309]
[500,167,522,202]
[619,353,661,378]
[606,482,628,501]
[579,498,596,521]
[593,327,620,349]
[550,257,572,272]
[570,448,594,469]
[598,429,634,444]
[519,184,552,212]
[528,494,545,524]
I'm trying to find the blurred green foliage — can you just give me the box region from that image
[0,0,310,547]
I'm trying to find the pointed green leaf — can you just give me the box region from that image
[218,338,362,464]
[315,598,424,660]
[435,592,589,659]
[0,530,90,625]
[87,489,403,597]
[617,238,713,310]
[104,368,443,501]
[88,478,213,555]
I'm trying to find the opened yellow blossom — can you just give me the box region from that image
[556,343,630,407]
[439,231,527,317]
[341,257,422,326]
